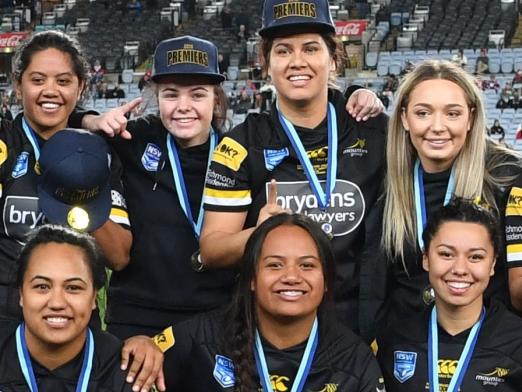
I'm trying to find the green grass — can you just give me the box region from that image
[96,268,111,331]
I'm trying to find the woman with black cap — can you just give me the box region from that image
[199,0,387,341]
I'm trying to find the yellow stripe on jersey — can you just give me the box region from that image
[0,183,2,198]
[507,244,522,262]
[506,187,522,216]
[203,188,252,207]
[110,208,130,225]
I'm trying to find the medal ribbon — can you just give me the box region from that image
[277,103,338,210]
[413,159,456,250]
[16,322,94,392]
[254,317,318,392]
[428,306,485,392]
[166,129,217,239]
[22,117,41,161]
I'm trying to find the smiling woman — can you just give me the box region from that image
[377,200,522,392]
[0,30,131,327]
[382,59,522,329]
[155,213,385,391]
[0,225,133,391]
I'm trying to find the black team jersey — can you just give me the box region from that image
[0,324,133,391]
[377,301,522,391]
[202,89,387,339]
[105,115,236,334]
[161,311,386,392]
[386,149,520,327]
[0,114,129,322]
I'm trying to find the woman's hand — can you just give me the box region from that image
[256,180,289,226]
[346,88,385,121]
[83,98,142,139]
[121,335,166,392]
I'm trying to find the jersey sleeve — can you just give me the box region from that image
[160,323,195,389]
[203,127,253,212]
[505,174,522,268]
[355,342,387,392]
[108,148,130,228]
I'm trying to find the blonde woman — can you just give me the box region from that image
[383,60,522,325]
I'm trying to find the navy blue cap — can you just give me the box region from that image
[259,0,335,38]
[151,35,225,83]
[37,129,112,232]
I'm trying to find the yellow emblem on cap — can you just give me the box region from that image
[152,326,175,353]
[67,207,90,231]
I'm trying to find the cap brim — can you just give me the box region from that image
[37,181,112,232]
[151,72,225,84]
[259,22,336,38]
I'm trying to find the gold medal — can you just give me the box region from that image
[190,251,207,272]
[422,285,435,305]
[67,207,90,231]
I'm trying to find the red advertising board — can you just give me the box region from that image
[335,20,368,36]
[0,32,27,49]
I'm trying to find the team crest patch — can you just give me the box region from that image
[213,354,235,388]
[141,143,162,171]
[394,351,417,383]
[11,152,29,178]
[264,147,289,171]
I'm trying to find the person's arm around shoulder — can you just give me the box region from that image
[345,87,385,122]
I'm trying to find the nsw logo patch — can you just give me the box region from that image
[141,143,162,171]
[213,354,235,388]
[264,147,289,171]
[11,152,29,178]
[394,351,417,383]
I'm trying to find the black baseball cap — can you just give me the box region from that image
[37,129,112,232]
[151,35,225,83]
[259,0,336,38]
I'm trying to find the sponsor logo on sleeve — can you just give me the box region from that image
[206,169,236,188]
[264,147,289,171]
[270,180,365,237]
[211,137,247,172]
[11,152,29,178]
[141,143,162,172]
[393,351,417,383]
[111,190,127,208]
[506,187,522,216]
[152,326,175,353]
[3,196,45,244]
[0,139,7,166]
[213,354,235,388]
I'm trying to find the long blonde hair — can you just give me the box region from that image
[383,60,518,262]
